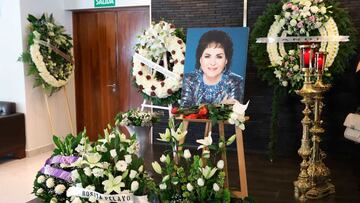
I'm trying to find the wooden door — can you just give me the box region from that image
[73,7,149,140]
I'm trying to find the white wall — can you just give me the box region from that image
[0,0,26,113]
[20,0,76,155]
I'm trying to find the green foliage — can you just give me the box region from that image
[52,130,86,156]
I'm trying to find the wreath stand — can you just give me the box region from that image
[177,117,249,199]
[38,41,75,137]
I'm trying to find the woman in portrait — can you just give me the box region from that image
[180,30,244,107]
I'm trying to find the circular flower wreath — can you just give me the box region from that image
[250,0,357,159]
[250,0,357,93]
[132,21,186,105]
[20,14,74,95]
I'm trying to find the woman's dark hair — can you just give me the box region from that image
[195,30,233,71]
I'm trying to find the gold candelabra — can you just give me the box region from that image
[294,45,335,201]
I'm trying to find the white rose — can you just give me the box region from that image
[213,183,220,192]
[36,188,44,195]
[159,183,167,190]
[92,168,104,177]
[310,6,319,13]
[37,175,46,184]
[84,167,92,176]
[320,6,327,14]
[110,149,117,158]
[124,155,132,164]
[186,183,193,191]
[304,1,311,7]
[290,19,297,27]
[129,170,138,179]
[89,196,97,202]
[50,198,57,203]
[54,184,66,194]
[85,185,96,191]
[284,12,291,19]
[160,154,166,163]
[293,65,300,71]
[314,22,323,28]
[282,81,288,87]
[46,178,55,188]
[71,170,79,181]
[197,178,205,187]
[138,165,144,173]
[116,160,128,172]
[217,160,224,169]
[183,149,191,159]
[131,181,139,192]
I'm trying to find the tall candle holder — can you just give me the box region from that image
[306,52,335,199]
[294,44,318,201]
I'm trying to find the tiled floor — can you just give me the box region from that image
[0,151,52,203]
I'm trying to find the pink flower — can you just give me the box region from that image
[289,56,295,61]
[292,5,299,11]
[297,21,304,28]
[308,15,316,22]
[287,3,293,9]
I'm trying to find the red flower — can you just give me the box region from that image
[184,113,198,119]
[171,107,179,114]
[198,106,208,116]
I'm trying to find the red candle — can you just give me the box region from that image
[316,52,326,72]
[303,48,311,68]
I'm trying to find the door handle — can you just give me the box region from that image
[107,84,117,92]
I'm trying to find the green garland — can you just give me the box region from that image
[250,0,358,160]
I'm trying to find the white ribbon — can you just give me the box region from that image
[67,187,148,203]
[133,53,181,80]
[256,36,349,43]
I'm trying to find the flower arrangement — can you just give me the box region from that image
[115,109,161,127]
[68,125,155,202]
[19,14,74,95]
[152,118,234,202]
[172,101,249,130]
[132,21,186,105]
[34,123,155,203]
[278,0,330,36]
[273,49,304,91]
[33,131,90,203]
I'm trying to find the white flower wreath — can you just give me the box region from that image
[267,0,339,69]
[132,21,185,99]
[20,14,74,94]
[267,17,339,69]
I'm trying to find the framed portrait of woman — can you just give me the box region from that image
[180,27,249,107]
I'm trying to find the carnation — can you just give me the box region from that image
[46,178,55,188]
[54,184,66,194]
[37,175,45,184]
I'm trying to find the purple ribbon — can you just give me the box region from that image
[39,155,79,182]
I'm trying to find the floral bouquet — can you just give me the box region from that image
[152,118,236,202]
[172,101,249,130]
[33,130,90,203]
[277,0,330,36]
[115,109,160,127]
[67,125,155,202]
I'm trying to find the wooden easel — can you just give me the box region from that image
[178,117,249,198]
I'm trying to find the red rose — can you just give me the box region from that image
[184,113,198,119]
[171,107,179,114]
[198,106,208,116]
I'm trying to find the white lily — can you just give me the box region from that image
[201,166,217,179]
[171,125,187,142]
[196,132,213,150]
[83,153,103,168]
[102,174,125,194]
[232,100,249,115]
[157,128,171,142]
[152,161,162,174]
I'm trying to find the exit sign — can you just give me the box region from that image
[94,0,116,8]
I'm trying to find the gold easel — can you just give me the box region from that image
[178,117,249,198]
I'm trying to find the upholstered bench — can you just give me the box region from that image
[0,101,26,158]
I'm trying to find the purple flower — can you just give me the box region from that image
[297,21,304,28]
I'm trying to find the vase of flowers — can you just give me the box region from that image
[152,118,237,202]
[116,109,161,158]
